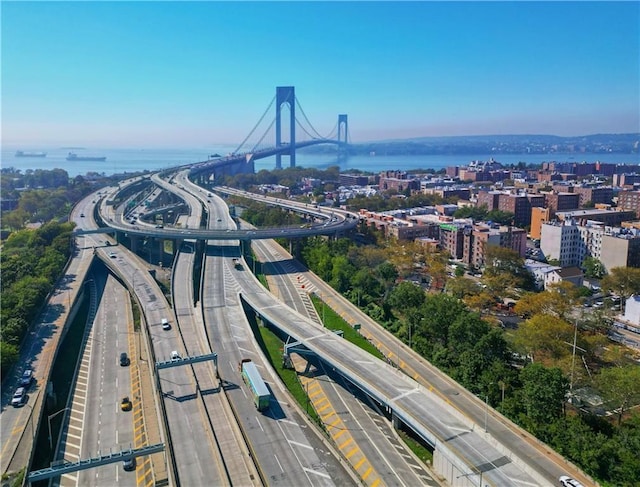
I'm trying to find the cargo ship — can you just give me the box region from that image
[66,152,107,162]
[15,151,47,157]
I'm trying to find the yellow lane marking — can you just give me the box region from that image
[322,411,337,421]
[332,429,347,440]
[371,478,381,487]
[345,447,360,459]
[338,437,353,449]
[362,467,373,480]
[312,396,328,407]
[354,457,366,470]
[316,403,331,413]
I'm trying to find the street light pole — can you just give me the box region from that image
[484,395,489,433]
[48,407,70,452]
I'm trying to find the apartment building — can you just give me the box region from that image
[462,223,526,269]
[541,220,640,271]
[378,171,420,192]
[545,192,580,213]
[439,223,466,259]
[618,190,640,218]
[530,207,552,240]
[555,208,636,226]
[612,173,640,188]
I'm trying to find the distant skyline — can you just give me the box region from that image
[2,1,639,149]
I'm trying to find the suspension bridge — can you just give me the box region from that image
[190,86,349,179]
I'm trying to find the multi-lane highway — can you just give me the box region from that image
[252,235,442,487]
[193,177,356,487]
[2,168,597,487]
[217,187,596,487]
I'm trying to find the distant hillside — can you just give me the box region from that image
[339,133,640,156]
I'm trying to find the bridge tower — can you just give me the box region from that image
[337,114,349,157]
[275,86,296,169]
[337,114,349,144]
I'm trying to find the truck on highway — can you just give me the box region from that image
[239,359,271,411]
[232,258,242,269]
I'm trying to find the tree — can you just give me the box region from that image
[482,245,534,294]
[512,314,575,364]
[0,342,19,377]
[329,255,354,293]
[453,205,488,220]
[582,256,606,279]
[514,282,582,320]
[601,267,640,312]
[519,363,569,426]
[464,291,496,312]
[485,209,515,225]
[597,365,640,426]
[388,281,426,311]
[446,277,481,299]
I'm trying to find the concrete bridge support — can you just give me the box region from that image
[130,235,141,255]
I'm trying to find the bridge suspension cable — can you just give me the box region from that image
[250,116,277,152]
[234,94,276,154]
[294,96,336,140]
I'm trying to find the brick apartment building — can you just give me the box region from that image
[618,190,640,218]
[462,224,527,269]
[378,171,420,192]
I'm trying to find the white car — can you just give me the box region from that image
[559,476,585,487]
[11,387,27,407]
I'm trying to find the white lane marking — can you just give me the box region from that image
[304,467,331,479]
[274,454,284,472]
[289,440,313,450]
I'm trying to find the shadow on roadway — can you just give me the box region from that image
[260,384,286,420]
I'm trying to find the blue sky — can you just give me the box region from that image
[2,1,639,148]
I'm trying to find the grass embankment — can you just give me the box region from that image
[246,308,321,425]
[309,294,385,360]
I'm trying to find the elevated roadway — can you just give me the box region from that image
[197,186,356,486]
[89,176,357,241]
[251,235,443,486]
[95,171,593,486]
[213,185,596,487]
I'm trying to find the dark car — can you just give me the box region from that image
[123,457,136,471]
[119,352,130,367]
[20,369,34,387]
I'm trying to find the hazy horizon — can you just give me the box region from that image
[3,2,639,149]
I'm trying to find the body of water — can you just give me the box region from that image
[2,146,639,177]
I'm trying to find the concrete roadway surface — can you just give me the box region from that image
[266,250,596,487]
[168,223,259,485]
[217,186,595,487]
[0,191,105,477]
[99,193,228,486]
[54,272,141,487]
[252,236,443,487]
[52,192,168,485]
[200,192,355,486]
[230,246,562,486]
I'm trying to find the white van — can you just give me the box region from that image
[170,351,180,361]
[161,318,171,330]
